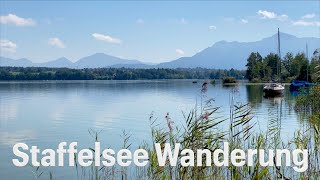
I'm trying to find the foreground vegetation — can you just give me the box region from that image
[0,67,245,80]
[295,64,320,122]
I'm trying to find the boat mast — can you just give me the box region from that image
[277,28,281,80]
[306,43,309,82]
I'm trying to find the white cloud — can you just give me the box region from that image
[292,20,320,27]
[180,18,188,24]
[136,18,144,24]
[302,13,315,19]
[257,10,277,19]
[175,49,185,55]
[0,39,17,53]
[92,33,122,44]
[209,25,217,30]
[277,14,289,21]
[48,38,66,48]
[0,13,35,26]
[257,10,288,21]
[240,19,248,24]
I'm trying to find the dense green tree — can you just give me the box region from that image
[282,52,294,77]
[245,52,263,81]
[246,51,316,82]
[264,53,280,79]
[293,53,310,81]
[310,57,320,82]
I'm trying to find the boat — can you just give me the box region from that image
[263,28,285,96]
[263,83,285,96]
[290,80,312,91]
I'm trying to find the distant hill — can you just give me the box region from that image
[38,57,72,68]
[1,32,319,69]
[0,57,33,67]
[0,53,145,68]
[157,33,319,69]
[73,53,144,68]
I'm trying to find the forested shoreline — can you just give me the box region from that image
[245,52,319,82]
[0,67,245,80]
[1,51,319,81]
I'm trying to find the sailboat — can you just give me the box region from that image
[289,43,312,91]
[263,83,285,96]
[289,80,312,91]
[263,28,285,96]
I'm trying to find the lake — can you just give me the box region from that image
[0,80,308,179]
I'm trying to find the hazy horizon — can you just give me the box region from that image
[1,1,319,63]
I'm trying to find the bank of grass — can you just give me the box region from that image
[33,84,320,180]
[222,77,237,84]
[295,64,320,119]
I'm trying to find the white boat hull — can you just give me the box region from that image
[263,84,285,96]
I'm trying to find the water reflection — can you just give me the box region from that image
[290,90,301,97]
[0,80,312,179]
[0,130,36,146]
[0,99,18,127]
[246,85,263,106]
[222,83,239,89]
[263,95,284,106]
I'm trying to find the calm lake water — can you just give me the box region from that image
[0,80,308,179]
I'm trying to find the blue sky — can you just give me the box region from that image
[0,1,319,63]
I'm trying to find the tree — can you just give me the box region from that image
[283,52,293,76]
[263,53,280,80]
[246,52,262,81]
[292,53,310,81]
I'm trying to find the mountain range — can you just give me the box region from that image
[1,32,319,69]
